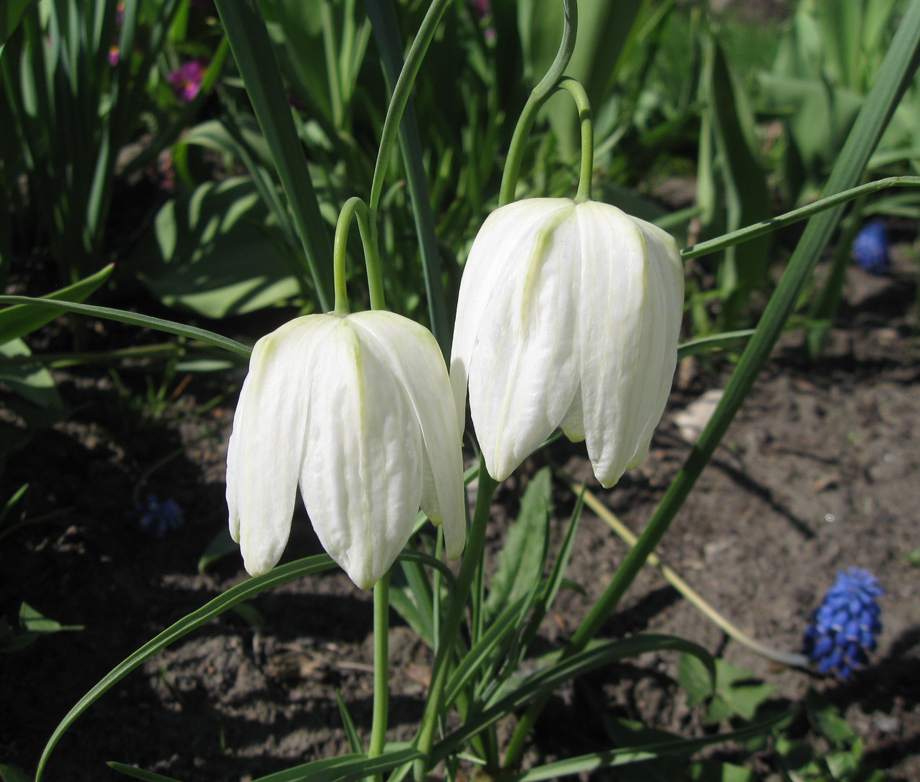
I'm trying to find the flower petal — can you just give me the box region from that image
[573,202,682,487]
[351,311,466,560]
[459,199,581,480]
[227,315,334,576]
[450,199,575,437]
[299,317,424,589]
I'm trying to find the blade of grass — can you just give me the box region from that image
[36,556,338,781]
[214,0,334,310]
[0,296,251,357]
[433,634,714,763]
[365,0,450,354]
[681,175,920,259]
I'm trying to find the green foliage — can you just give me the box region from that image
[133,177,302,318]
[0,0,198,284]
[775,692,889,781]
[0,601,83,654]
[679,656,888,781]
[679,655,777,724]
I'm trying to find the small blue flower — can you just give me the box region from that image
[133,494,184,536]
[803,568,883,679]
[852,220,889,275]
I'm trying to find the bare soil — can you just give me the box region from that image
[1,250,919,781]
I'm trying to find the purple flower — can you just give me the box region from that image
[852,220,889,275]
[133,494,184,536]
[168,59,208,103]
[803,568,883,679]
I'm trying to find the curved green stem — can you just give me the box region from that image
[369,570,391,777]
[571,477,808,668]
[368,0,453,215]
[332,197,385,314]
[499,0,578,206]
[557,78,594,203]
[413,456,499,782]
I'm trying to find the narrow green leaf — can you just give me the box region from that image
[250,747,424,782]
[0,339,62,409]
[35,556,337,781]
[0,0,35,49]
[365,0,451,354]
[336,690,363,754]
[518,481,585,654]
[704,33,773,326]
[678,330,754,359]
[0,263,113,345]
[485,467,552,619]
[196,528,240,573]
[0,297,251,358]
[214,0,334,310]
[107,763,186,782]
[510,714,788,781]
[443,595,531,709]
[433,635,714,762]
[681,176,920,259]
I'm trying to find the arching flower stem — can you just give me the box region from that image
[499,0,578,207]
[557,77,594,203]
[332,196,385,315]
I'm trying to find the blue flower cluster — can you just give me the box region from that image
[134,494,184,536]
[803,568,883,679]
[852,220,889,275]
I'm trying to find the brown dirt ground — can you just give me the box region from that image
[1,248,918,781]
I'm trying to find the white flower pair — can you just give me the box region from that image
[226,198,684,588]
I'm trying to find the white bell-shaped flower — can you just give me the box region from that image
[450,197,684,487]
[227,310,465,589]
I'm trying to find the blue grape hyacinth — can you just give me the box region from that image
[803,568,883,679]
[134,494,184,536]
[852,220,889,275]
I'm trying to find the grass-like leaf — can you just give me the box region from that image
[0,263,113,345]
[36,556,337,781]
[214,0,334,310]
[509,713,789,781]
[0,296,251,358]
[433,634,714,763]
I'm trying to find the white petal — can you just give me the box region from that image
[351,311,466,560]
[299,317,423,589]
[227,315,334,576]
[450,199,575,438]
[459,199,581,481]
[628,217,684,465]
[573,202,682,486]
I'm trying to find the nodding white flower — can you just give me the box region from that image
[227,311,465,589]
[450,198,684,488]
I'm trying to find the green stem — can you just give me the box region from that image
[332,197,385,314]
[368,0,453,214]
[557,78,594,203]
[682,175,920,259]
[572,477,808,668]
[369,570,391,776]
[499,0,578,206]
[414,457,498,782]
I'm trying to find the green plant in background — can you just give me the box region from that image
[0,0,226,289]
[3,0,920,780]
